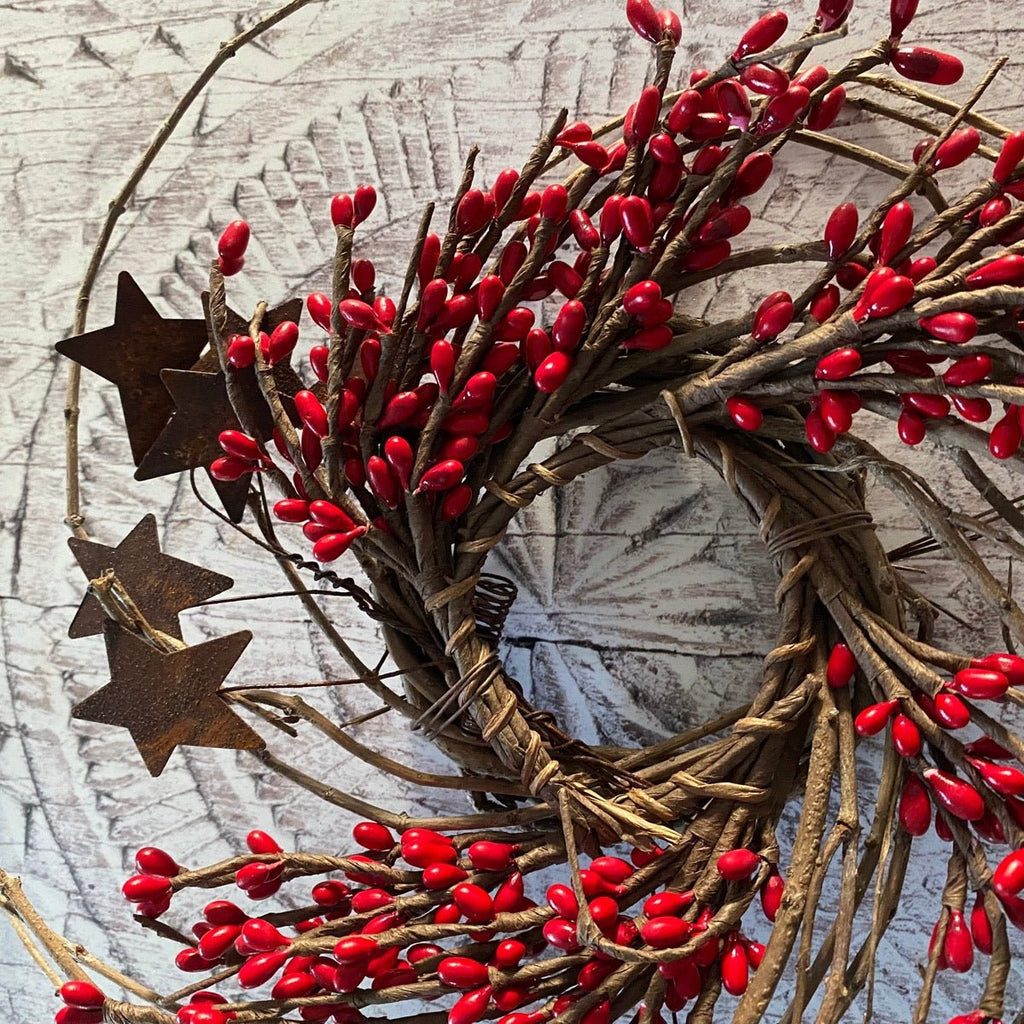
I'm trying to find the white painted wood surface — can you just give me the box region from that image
[2,0,1023,1018]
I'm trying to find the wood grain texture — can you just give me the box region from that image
[1,0,1023,1018]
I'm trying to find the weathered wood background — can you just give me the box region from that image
[2,0,1023,1018]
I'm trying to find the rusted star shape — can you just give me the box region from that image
[68,514,233,640]
[134,368,252,522]
[55,272,209,464]
[72,624,263,776]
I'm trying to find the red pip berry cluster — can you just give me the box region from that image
[727,129,1024,459]
[202,0,1024,584]
[101,824,803,1024]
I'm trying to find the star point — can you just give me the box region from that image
[72,624,263,776]
[67,514,233,640]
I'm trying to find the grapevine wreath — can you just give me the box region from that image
[11,0,1024,1021]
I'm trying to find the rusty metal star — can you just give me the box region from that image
[72,624,262,776]
[133,368,252,522]
[55,272,209,464]
[68,514,233,640]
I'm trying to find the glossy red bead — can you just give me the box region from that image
[878,201,914,266]
[932,127,980,171]
[898,774,931,835]
[990,411,1022,460]
[924,768,985,821]
[918,312,977,344]
[626,0,662,42]
[757,84,810,135]
[534,351,573,393]
[966,253,1024,287]
[815,347,861,381]
[953,667,1008,700]
[891,47,964,86]
[642,916,690,949]
[889,0,919,37]
[726,396,763,431]
[751,294,793,341]
[218,220,250,261]
[890,714,922,757]
[854,699,898,737]
[824,202,858,261]
[60,982,105,1010]
[716,848,761,881]
[467,841,518,871]
[456,189,494,234]
[994,848,1024,897]
[995,132,1024,184]
[806,85,846,131]
[732,10,788,61]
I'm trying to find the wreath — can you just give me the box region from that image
[9,1,1024,1023]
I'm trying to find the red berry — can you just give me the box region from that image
[823,643,856,692]
[449,986,493,1024]
[740,62,789,96]
[621,195,655,250]
[898,774,932,836]
[209,456,252,482]
[991,411,1022,460]
[966,253,1024,288]
[59,981,105,1010]
[924,768,985,821]
[889,0,919,37]
[226,334,255,369]
[751,293,793,341]
[716,849,761,881]
[806,86,845,131]
[238,950,288,989]
[824,203,858,261]
[854,699,898,737]
[891,46,964,86]
[890,714,922,757]
[122,874,172,903]
[726,396,763,431]
[135,847,181,877]
[918,312,978,347]
[995,131,1024,184]
[306,292,333,332]
[626,0,661,41]
[55,1009,104,1024]
[820,389,859,434]
[438,956,490,990]
[331,193,354,228]
[534,351,573,393]
[721,937,750,995]
[353,184,377,226]
[994,848,1024,897]
[878,201,914,267]
[760,869,784,921]
[757,85,810,135]
[467,841,518,872]
[805,408,836,453]
[732,10,788,61]
[933,128,980,171]
[952,667,1008,700]
[642,916,690,949]
[970,890,994,954]
[542,917,580,951]
[943,909,974,973]
[815,347,861,381]
[934,691,971,729]
[218,220,250,261]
